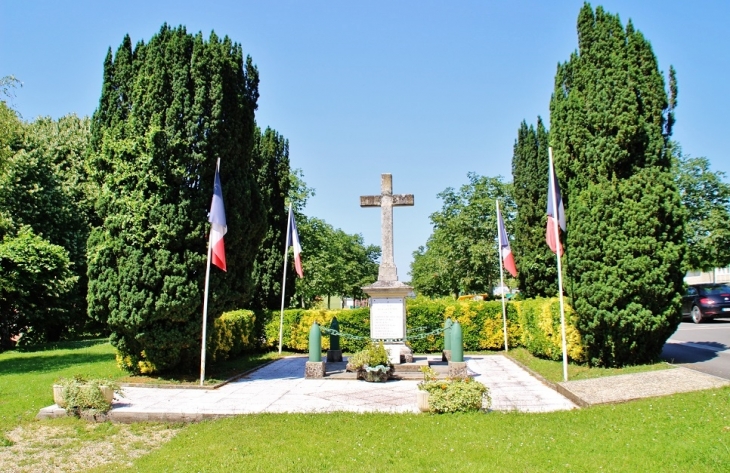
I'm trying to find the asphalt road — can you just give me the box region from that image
[662,319,730,380]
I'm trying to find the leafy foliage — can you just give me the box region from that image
[419,377,490,414]
[293,217,379,308]
[0,115,95,344]
[87,25,265,373]
[550,5,685,366]
[209,310,257,362]
[265,298,584,363]
[511,118,558,298]
[410,173,514,298]
[55,375,121,416]
[0,227,77,349]
[674,150,730,271]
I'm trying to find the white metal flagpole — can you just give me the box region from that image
[200,159,224,386]
[496,200,509,352]
[200,233,213,386]
[278,202,293,354]
[549,147,569,382]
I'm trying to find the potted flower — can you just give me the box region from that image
[346,341,394,382]
[417,366,490,414]
[53,375,123,417]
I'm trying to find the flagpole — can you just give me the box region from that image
[278,202,293,354]
[200,158,222,387]
[496,200,509,352]
[549,147,569,382]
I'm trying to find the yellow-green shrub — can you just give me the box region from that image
[209,310,256,362]
[514,298,585,363]
[258,297,584,362]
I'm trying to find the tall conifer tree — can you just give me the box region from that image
[511,117,557,298]
[250,127,294,310]
[87,25,265,373]
[550,5,685,366]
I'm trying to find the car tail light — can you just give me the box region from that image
[699,298,715,305]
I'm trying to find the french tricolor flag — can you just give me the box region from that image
[546,150,566,256]
[498,206,517,278]
[288,207,303,278]
[209,163,227,271]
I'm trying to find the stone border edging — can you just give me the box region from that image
[503,354,589,408]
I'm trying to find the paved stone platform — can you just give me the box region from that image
[40,354,728,422]
[37,355,577,422]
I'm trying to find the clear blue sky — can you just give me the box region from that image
[2,1,728,278]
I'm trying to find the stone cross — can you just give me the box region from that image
[360,174,414,282]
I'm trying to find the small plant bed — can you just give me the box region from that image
[54,375,123,417]
[417,366,491,413]
[506,347,674,383]
[345,342,394,382]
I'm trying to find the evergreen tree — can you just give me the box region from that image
[250,127,293,310]
[87,25,265,373]
[550,4,685,366]
[511,117,557,298]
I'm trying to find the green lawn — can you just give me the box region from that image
[99,391,730,472]
[1,342,728,472]
[505,347,673,383]
[0,339,121,433]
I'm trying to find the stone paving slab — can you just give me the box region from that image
[37,355,576,422]
[559,366,730,405]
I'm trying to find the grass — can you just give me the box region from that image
[0,340,284,432]
[95,389,730,472]
[0,340,121,432]
[1,342,728,472]
[505,347,673,383]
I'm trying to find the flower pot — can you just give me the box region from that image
[416,390,430,412]
[53,385,66,408]
[360,369,390,382]
[53,383,115,409]
[99,385,114,404]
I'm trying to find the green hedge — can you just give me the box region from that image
[258,297,585,363]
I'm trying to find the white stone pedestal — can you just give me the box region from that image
[362,281,414,365]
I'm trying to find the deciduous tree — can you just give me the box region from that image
[410,173,514,298]
[674,150,730,271]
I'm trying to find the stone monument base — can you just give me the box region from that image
[326,349,343,362]
[448,361,467,378]
[442,349,451,362]
[384,342,413,365]
[305,361,326,379]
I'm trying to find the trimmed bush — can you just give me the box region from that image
[209,310,256,362]
[261,297,584,363]
[514,298,584,363]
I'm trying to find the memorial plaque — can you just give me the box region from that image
[370,298,405,339]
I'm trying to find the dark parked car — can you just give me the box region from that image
[682,283,730,323]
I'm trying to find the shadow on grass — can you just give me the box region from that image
[13,338,109,353]
[0,351,115,376]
